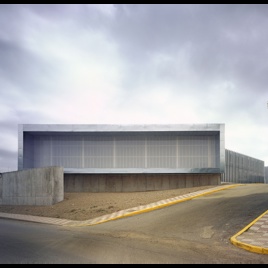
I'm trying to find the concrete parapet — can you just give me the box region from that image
[0,166,64,206]
[64,173,221,192]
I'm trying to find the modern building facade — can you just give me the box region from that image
[18,124,225,192]
[265,166,268,184]
[221,149,264,184]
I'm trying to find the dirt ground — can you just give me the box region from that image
[0,185,219,221]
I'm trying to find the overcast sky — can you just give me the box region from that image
[1,4,268,171]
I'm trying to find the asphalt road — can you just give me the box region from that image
[1,184,268,264]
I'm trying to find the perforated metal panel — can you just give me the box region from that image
[52,136,83,168]
[115,135,146,168]
[177,135,217,168]
[221,149,264,183]
[24,133,220,170]
[33,135,51,168]
[265,166,268,184]
[147,135,176,168]
[84,135,114,168]
[18,124,225,173]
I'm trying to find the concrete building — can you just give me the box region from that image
[18,124,225,192]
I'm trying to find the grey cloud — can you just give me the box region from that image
[0,40,39,83]
[1,4,267,96]
[106,4,268,92]
[0,108,59,127]
[0,40,63,109]
[0,4,267,167]
[0,148,17,171]
[0,119,18,134]
[20,4,113,31]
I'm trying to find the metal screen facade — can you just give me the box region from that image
[264,166,268,184]
[18,124,225,174]
[221,149,264,183]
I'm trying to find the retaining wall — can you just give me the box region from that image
[64,173,221,192]
[0,166,64,206]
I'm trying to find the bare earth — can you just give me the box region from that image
[0,185,218,221]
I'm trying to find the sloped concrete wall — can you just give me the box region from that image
[64,173,221,192]
[0,166,64,206]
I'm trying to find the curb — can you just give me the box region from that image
[67,183,241,227]
[0,184,241,228]
[230,210,268,254]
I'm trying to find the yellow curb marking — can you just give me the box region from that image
[230,209,268,255]
[70,184,242,227]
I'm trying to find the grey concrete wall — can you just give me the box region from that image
[265,166,268,184]
[64,173,221,192]
[0,166,64,206]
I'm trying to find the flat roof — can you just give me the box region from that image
[19,123,224,133]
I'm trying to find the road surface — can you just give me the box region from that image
[1,184,268,264]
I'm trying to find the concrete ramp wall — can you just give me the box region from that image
[64,173,221,192]
[0,166,64,206]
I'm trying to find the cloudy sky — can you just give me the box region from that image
[1,4,268,171]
